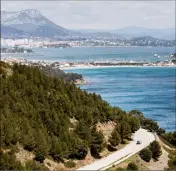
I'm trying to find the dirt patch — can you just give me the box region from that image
[96,121,116,142]
[147,147,169,170]
[44,158,66,170]
[15,145,35,165]
[111,142,170,170]
[74,151,96,169]
[114,155,149,170]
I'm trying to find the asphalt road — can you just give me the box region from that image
[77,128,155,170]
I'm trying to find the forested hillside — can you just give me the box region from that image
[0,61,174,170]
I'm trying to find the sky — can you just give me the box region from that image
[1,1,175,30]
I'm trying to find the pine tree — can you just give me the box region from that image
[128,116,140,133]
[139,148,152,162]
[34,130,48,163]
[109,129,121,146]
[126,162,138,170]
[149,141,162,161]
[116,121,131,143]
[90,126,105,158]
[75,120,91,142]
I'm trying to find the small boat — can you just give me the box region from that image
[154,53,158,57]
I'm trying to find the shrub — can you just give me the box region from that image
[64,161,76,168]
[149,141,162,161]
[107,144,117,152]
[68,145,88,160]
[139,148,152,162]
[126,162,138,170]
[168,155,176,170]
[25,160,48,170]
[109,129,121,146]
[34,151,45,163]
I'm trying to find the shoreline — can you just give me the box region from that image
[61,65,176,70]
[2,56,176,70]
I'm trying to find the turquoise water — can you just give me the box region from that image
[2,47,176,131]
[64,67,176,132]
[2,47,175,62]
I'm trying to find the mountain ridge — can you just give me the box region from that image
[1,9,175,40]
[75,26,175,40]
[1,9,70,36]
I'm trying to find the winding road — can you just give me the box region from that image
[77,128,155,170]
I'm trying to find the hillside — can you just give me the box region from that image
[0,61,175,170]
[1,9,70,38]
[2,9,175,41]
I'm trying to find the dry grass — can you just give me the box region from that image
[15,144,35,166]
[110,139,170,171]
[96,121,116,142]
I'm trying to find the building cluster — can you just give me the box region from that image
[1,37,175,48]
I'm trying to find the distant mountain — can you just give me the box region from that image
[84,32,125,38]
[113,27,175,40]
[75,27,175,40]
[29,25,69,37]
[1,9,175,40]
[1,9,70,38]
[1,25,25,38]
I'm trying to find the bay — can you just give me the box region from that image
[2,46,175,131]
[64,66,176,132]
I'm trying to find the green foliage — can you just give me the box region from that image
[0,63,155,168]
[90,126,105,158]
[149,141,162,161]
[68,145,88,160]
[161,132,176,147]
[25,160,48,170]
[168,155,176,170]
[64,160,76,168]
[40,65,83,83]
[126,162,138,170]
[75,119,91,143]
[139,148,152,162]
[128,115,140,133]
[0,61,9,76]
[142,118,159,132]
[156,128,165,135]
[0,150,24,170]
[109,129,121,147]
[1,64,113,161]
[116,121,131,143]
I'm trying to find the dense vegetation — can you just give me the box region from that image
[0,149,48,170]
[139,148,152,162]
[160,132,176,147]
[0,62,141,168]
[39,65,83,83]
[149,141,162,161]
[139,141,162,162]
[0,61,175,170]
[168,154,176,170]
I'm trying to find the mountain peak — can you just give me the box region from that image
[21,9,42,18]
[1,9,70,37]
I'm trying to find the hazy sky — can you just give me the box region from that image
[2,1,175,29]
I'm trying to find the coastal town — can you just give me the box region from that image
[1,37,176,48]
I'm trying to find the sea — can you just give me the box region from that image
[2,47,176,131]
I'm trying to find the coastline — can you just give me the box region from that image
[61,65,176,70]
[2,56,176,71]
